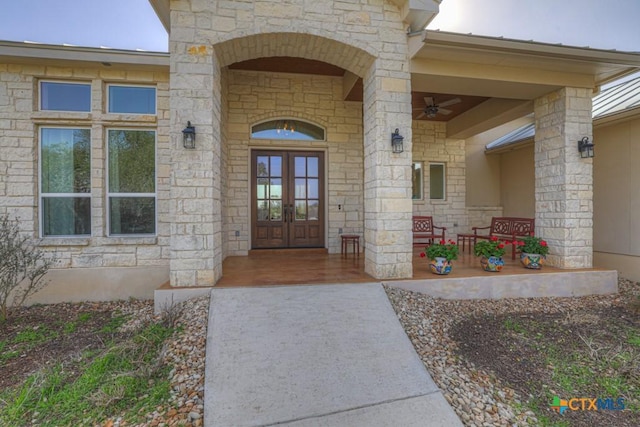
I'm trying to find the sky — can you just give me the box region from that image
[0,0,639,53]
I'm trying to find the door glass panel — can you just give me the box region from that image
[307,179,319,199]
[270,156,282,177]
[270,178,282,199]
[295,200,307,220]
[257,178,269,199]
[307,157,318,177]
[257,156,269,177]
[294,157,306,177]
[270,200,282,220]
[257,200,269,220]
[308,200,319,221]
[295,178,306,198]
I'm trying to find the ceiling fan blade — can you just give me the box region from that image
[416,111,427,119]
[424,96,435,107]
[438,97,462,108]
[438,107,453,115]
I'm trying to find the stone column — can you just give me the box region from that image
[534,87,593,268]
[169,42,223,286]
[362,60,413,279]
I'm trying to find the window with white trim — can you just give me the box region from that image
[107,129,156,235]
[40,81,91,112]
[429,163,446,200]
[412,162,423,200]
[40,128,91,236]
[107,85,156,114]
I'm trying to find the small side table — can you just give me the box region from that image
[457,234,476,254]
[340,234,360,256]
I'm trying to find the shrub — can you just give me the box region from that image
[0,214,54,323]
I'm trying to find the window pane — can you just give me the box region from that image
[295,200,307,220]
[308,200,319,221]
[108,86,156,114]
[257,200,269,221]
[41,82,91,112]
[270,179,282,199]
[257,178,269,199]
[295,179,306,199]
[109,197,155,235]
[270,156,282,177]
[295,157,306,177]
[108,130,155,193]
[412,162,423,200]
[257,157,269,177]
[430,163,445,200]
[251,119,325,140]
[308,179,319,199]
[270,200,282,221]
[307,157,318,177]
[42,197,91,236]
[41,128,91,193]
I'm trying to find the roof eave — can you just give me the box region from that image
[148,0,170,33]
[0,40,169,68]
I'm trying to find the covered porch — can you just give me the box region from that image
[213,248,617,299]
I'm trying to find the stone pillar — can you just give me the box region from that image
[169,42,223,286]
[362,60,413,279]
[534,87,593,268]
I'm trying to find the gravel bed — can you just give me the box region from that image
[105,278,638,426]
[385,278,638,427]
[107,295,210,427]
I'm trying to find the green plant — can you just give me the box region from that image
[516,236,549,256]
[421,239,459,261]
[474,236,509,258]
[0,214,55,323]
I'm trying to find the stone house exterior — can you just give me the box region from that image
[1,0,640,302]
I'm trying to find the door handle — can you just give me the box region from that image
[288,204,294,223]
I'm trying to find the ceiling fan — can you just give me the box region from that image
[415,96,462,119]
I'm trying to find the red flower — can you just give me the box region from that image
[439,239,446,245]
[518,241,525,246]
[491,236,498,241]
[498,243,505,249]
[448,239,456,244]
[420,252,426,258]
[540,241,548,246]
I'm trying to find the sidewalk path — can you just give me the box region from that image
[204,283,463,427]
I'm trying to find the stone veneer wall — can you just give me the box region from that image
[0,63,170,273]
[224,70,364,255]
[534,87,593,268]
[169,0,414,282]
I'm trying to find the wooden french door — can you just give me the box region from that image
[251,150,325,249]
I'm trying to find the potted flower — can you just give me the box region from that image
[515,236,549,269]
[420,239,459,275]
[473,236,508,272]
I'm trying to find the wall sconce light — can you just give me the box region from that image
[182,121,196,149]
[577,136,594,158]
[391,128,404,153]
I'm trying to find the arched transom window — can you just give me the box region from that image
[251,119,325,141]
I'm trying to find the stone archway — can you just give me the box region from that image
[168,5,414,287]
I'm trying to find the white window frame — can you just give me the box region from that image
[106,128,157,237]
[38,126,92,238]
[429,162,446,201]
[106,83,157,115]
[39,80,91,113]
[412,161,424,200]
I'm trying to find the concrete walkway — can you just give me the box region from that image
[204,283,463,427]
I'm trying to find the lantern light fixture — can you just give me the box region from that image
[577,136,594,158]
[182,121,196,149]
[391,128,404,153]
